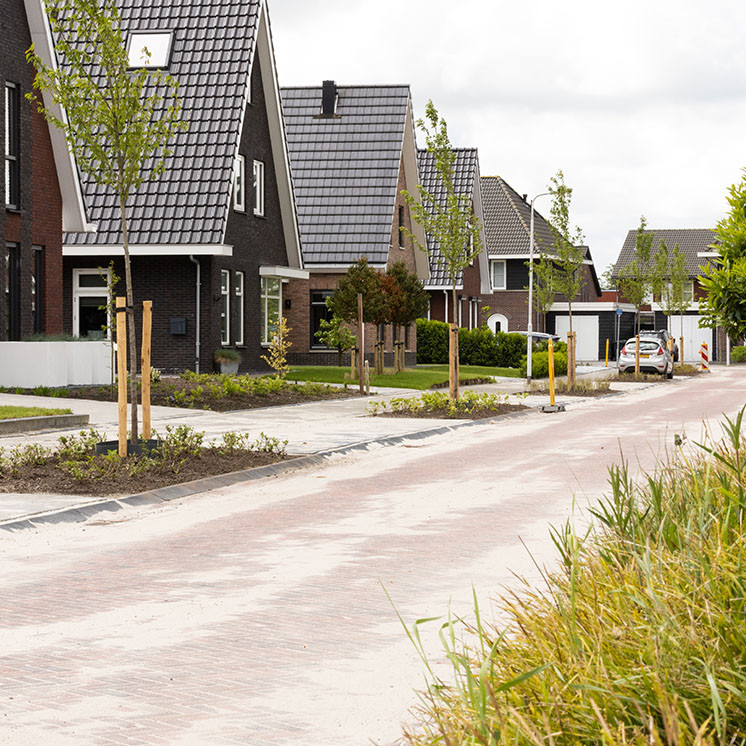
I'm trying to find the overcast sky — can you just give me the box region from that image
[269,0,746,272]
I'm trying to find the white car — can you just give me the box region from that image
[618,336,674,378]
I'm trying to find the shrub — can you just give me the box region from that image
[520,350,568,378]
[493,332,525,368]
[731,344,746,363]
[416,319,449,364]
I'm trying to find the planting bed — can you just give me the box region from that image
[367,390,527,420]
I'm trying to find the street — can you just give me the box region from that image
[1,369,745,745]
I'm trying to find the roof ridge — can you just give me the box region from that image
[280,83,411,91]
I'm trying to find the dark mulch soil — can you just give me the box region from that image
[608,373,671,383]
[375,403,527,421]
[12,380,359,412]
[527,385,612,397]
[430,377,494,389]
[0,450,293,497]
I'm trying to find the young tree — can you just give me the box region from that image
[535,170,585,384]
[700,170,746,342]
[658,243,690,365]
[315,312,356,368]
[401,101,483,399]
[386,261,430,371]
[617,217,660,376]
[530,260,555,333]
[26,0,186,444]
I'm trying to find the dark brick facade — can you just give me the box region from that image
[1,0,64,340]
[63,57,292,373]
[285,149,420,367]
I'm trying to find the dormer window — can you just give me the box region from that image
[127,32,173,68]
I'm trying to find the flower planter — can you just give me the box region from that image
[218,361,239,375]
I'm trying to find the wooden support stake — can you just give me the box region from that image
[357,293,364,395]
[116,296,128,457]
[141,300,153,440]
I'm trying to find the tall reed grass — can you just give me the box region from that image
[401,409,746,745]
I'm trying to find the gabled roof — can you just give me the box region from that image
[418,148,486,288]
[63,0,301,263]
[23,0,91,233]
[480,176,556,257]
[613,229,718,278]
[281,84,411,266]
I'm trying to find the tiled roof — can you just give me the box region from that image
[417,148,480,287]
[613,229,718,278]
[280,84,410,266]
[64,0,261,247]
[480,176,556,257]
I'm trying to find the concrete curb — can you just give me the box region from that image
[0,407,535,533]
[0,413,89,435]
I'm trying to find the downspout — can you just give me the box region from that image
[189,255,201,373]
[443,289,448,324]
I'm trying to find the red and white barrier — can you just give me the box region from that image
[700,342,710,372]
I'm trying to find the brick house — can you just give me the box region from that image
[280,82,428,366]
[612,228,722,362]
[62,0,305,373]
[1,0,89,341]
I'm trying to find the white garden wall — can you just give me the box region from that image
[0,342,112,387]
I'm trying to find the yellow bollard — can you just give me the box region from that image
[605,338,609,368]
[548,339,556,407]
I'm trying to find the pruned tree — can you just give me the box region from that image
[530,259,555,333]
[617,216,661,376]
[386,261,430,372]
[661,243,690,365]
[535,170,585,384]
[26,0,186,444]
[401,101,483,399]
[315,307,356,368]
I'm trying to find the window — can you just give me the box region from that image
[491,260,506,290]
[233,155,245,212]
[72,268,110,339]
[234,271,244,345]
[398,206,405,248]
[5,244,20,340]
[310,290,333,348]
[32,246,44,335]
[5,83,20,208]
[261,277,281,345]
[220,270,230,345]
[253,160,265,216]
[665,280,694,305]
[127,32,173,68]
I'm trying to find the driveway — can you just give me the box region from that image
[0,368,743,745]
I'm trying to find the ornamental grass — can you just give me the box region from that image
[401,410,746,745]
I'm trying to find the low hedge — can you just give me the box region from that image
[520,350,568,378]
[416,319,524,368]
[731,345,746,363]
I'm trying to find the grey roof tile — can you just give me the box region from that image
[281,84,410,265]
[64,0,261,248]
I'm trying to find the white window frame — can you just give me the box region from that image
[220,270,230,346]
[127,31,173,68]
[253,160,265,217]
[491,260,506,290]
[234,271,245,346]
[233,155,245,212]
[72,268,111,338]
[261,277,282,346]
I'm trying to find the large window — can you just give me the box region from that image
[234,271,244,345]
[5,83,20,208]
[253,160,265,216]
[491,260,506,290]
[261,277,281,344]
[5,243,20,340]
[72,268,110,339]
[310,290,333,348]
[220,270,230,345]
[32,246,44,335]
[233,155,245,212]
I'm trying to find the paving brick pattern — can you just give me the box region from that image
[0,370,745,745]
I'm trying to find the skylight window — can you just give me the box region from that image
[127,32,173,68]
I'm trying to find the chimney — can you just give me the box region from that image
[522,193,528,202]
[321,80,337,116]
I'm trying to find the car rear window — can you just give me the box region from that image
[626,339,661,352]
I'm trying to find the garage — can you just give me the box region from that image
[668,315,712,363]
[554,315,600,361]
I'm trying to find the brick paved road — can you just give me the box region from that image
[1,370,745,745]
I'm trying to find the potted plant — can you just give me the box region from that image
[214,348,241,375]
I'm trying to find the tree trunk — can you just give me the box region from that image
[119,196,138,445]
[450,287,459,400]
[635,309,641,377]
[680,312,684,368]
[567,302,574,386]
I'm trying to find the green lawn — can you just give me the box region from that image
[0,405,72,420]
[288,365,520,390]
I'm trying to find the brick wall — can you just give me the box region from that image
[1,0,63,340]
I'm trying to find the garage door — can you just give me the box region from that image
[668,316,712,363]
[554,316,599,361]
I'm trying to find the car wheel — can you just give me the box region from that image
[667,364,674,380]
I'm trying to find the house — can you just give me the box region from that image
[1,0,89,341]
[62,0,305,373]
[612,228,720,362]
[280,82,428,366]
